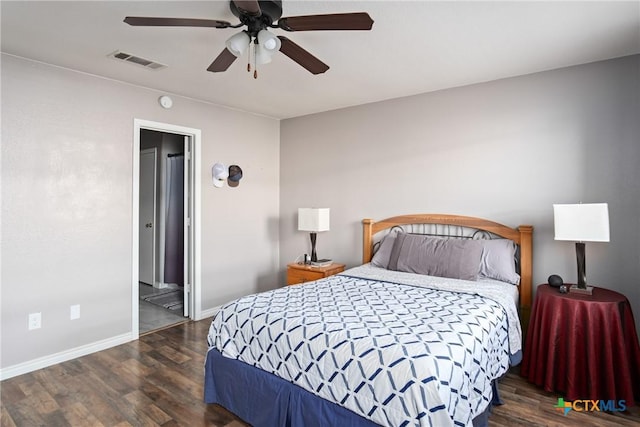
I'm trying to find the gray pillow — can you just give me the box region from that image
[371,233,396,268]
[388,233,483,281]
[478,239,520,285]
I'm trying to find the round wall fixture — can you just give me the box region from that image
[158,95,173,109]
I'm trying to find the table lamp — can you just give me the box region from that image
[298,208,330,262]
[553,203,610,295]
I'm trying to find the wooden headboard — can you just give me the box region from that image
[362,214,534,329]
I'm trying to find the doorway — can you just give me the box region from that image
[132,119,202,338]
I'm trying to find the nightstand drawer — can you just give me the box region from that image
[287,269,323,285]
[286,263,345,286]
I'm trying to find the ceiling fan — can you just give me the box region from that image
[124,0,374,78]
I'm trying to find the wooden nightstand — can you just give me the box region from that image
[286,263,346,286]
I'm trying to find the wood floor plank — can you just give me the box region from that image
[16,381,59,415]
[2,317,639,427]
[3,399,49,426]
[60,375,129,426]
[123,390,173,425]
[0,406,18,427]
[60,402,105,427]
[155,344,192,364]
[119,357,155,378]
[0,381,26,406]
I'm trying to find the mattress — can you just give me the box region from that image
[206,265,521,426]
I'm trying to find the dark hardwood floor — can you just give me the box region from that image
[2,318,639,426]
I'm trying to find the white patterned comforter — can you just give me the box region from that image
[207,264,521,427]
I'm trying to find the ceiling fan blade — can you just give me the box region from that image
[277,12,373,32]
[232,0,262,17]
[277,36,329,75]
[124,17,231,28]
[207,48,238,72]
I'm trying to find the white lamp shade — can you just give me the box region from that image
[553,203,610,242]
[257,29,281,52]
[298,208,330,232]
[225,31,250,57]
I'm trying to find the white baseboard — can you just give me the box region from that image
[198,305,221,321]
[1,305,220,380]
[0,332,133,381]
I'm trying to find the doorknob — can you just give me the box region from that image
[146,223,153,228]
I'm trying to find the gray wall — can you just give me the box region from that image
[1,54,280,369]
[280,55,640,333]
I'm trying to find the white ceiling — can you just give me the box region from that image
[2,1,639,119]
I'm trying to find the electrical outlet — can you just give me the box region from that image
[28,312,41,330]
[70,304,80,320]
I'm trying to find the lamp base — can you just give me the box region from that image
[569,285,593,295]
[309,232,318,262]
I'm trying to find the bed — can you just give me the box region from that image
[205,214,533,427]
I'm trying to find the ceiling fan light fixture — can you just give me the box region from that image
[255,43,274,65]
[225,31,250,57]
[257,29,281,52]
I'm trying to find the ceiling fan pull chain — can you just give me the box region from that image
[252,38,258,79]
[253,49,258,78]
[247,40,252,73]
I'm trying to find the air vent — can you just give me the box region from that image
[108,51,167,70]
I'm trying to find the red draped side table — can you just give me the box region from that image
[521,284,640,406]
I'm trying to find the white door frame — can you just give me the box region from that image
[182,136,193,318]
[132,119,202,339]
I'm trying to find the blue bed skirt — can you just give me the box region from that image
[204,348,511,427]
[204,347,379,427]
